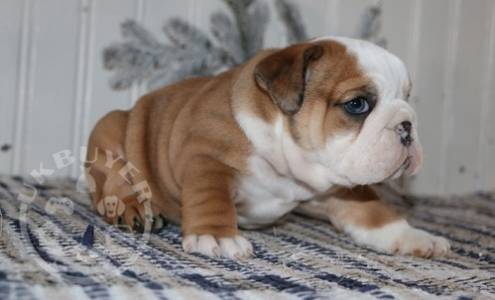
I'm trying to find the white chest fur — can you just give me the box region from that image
[235,155,313,228]
[233,112,327,228]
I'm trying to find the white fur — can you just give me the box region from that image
[182,234,253,259]
[344,220,451,257]
[234,115,315,228]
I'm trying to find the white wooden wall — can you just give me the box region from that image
[1,0,494,196]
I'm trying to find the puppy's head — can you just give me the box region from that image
[254,37,422,186]
[97,196,125,218]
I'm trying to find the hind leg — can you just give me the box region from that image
[85,111,164,232]
[101,157,164,232]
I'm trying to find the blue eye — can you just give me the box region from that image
[343,97,370,115]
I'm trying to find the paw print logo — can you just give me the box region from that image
[17,146,152,276]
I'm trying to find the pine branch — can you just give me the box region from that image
[244,0,269,57]
[163,18,212,49]
[275,0,307,43]
[222,0,250,60]
[222,0,268,60]
[358,1,387,48]
[103,0,309,91]
[104,42,158,89]
[121,20,160,47]
[210,11,243,64]
[104,21,168,89]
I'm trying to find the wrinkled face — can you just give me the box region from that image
[104,197,119,217]
[255,37,422,187]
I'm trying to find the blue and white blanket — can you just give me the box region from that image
[0,175,493,299]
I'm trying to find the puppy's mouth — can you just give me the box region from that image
[385,136,423,181]
[402,155,412,171]
[386,155,412,181]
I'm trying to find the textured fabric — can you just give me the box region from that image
[0,175,493,300]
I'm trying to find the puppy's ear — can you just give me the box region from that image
[97,199,105,215]
[254,44,323,115]
[117,198,125,216]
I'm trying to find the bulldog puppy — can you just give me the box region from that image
[86,37,450,259]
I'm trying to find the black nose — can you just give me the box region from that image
[401,121,412,135]
[398,121,413,146]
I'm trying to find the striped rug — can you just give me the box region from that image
[0,175,493,299]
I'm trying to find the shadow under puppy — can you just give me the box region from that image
[85,37,450,259]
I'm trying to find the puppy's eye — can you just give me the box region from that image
[343,97,370,115]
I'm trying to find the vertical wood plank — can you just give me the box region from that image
[296,0,329,38]
[439,0,462,195]
[381,0,414,61]
[336,0,375,38]
[443,0,492,194]
[11,0,36,175]
[404,0,422,83]
[478,1,495,192]
[70,0,94,177]
[0,0,24,173]
[83,0,135,168]
[22,0,80,176]
[406,0,453,195]
[324,0,341,36]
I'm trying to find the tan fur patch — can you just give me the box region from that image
[328,186,400,229]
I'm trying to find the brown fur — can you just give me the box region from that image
[328,186,400,228]
[86,40,400,240]
[297,185,400,230]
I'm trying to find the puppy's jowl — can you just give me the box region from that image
[86,37,450,259]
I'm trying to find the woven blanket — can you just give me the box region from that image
[0,175,493,300]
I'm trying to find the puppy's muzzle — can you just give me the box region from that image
[396,121,413,147]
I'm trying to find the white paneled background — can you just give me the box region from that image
[0,0,494,196]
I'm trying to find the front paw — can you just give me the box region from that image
[182,234,253,259]
[390,227,450,257]
[349,220,451,258]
